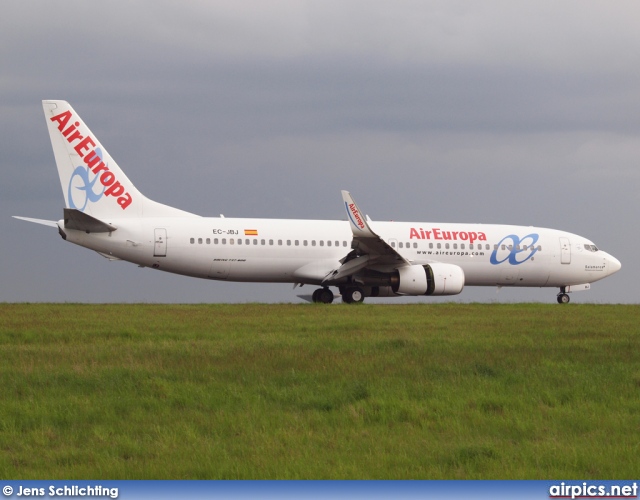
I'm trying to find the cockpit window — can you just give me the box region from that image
[584,244,599,252]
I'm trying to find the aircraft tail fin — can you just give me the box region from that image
[42,100,197,219]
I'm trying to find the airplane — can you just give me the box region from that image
[14,100,621,304]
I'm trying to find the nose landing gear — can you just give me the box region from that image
[557,286,570,304]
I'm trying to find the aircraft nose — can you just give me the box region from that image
[606,253,621,275]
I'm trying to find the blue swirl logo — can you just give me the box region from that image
[490,233,539,265]
[67,148,105,211]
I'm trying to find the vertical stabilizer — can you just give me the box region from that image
[43,100,197,219]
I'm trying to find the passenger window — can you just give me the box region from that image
[206,238,211,244]
[214,238,218,244]
[198,238,203,244]
[429,243,433,249]
[287,240,291,246]
[304,240,308,246]
[269,239,273,245]
[445,243,450,249]
[253,239,258,245]
[230,239,234,245]
[237,239,242,245]
[399,242,403,249]
[295,240,299,246]
[343,241,347,247]
[335,241,339,247]
[278,240,282,246]
[461,244,465,249]
[312,241,316,246]
[260,239,265,245]
[413,243,417,249]
[245,239,250,245]
[437,243,441,249]
[320,241,324,247]
[222,238,226,245]
[327,240,332,247]
[453,243,457,249]
[391,242,396,248]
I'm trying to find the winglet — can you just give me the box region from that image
[340,190,410,267]
[341,190,376,238]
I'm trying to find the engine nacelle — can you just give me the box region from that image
[391,263,465,296]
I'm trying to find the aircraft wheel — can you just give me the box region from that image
[316,288,334,304]
[319,288,334,304]
[557,293,570,304]
[342,287,365,304]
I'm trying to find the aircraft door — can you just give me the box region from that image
[560,237,571,264]
[154,228,167,257]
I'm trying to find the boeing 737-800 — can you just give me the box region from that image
[14,101,621,304]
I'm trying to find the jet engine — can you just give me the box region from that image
[390,263,465,296]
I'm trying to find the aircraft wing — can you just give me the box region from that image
[323,191,408,283]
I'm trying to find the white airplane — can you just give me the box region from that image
[15,100,621,304]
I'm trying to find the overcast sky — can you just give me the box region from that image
[1,0,638,304]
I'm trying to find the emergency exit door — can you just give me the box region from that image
[560,237,571,264]
[154,228,167,257]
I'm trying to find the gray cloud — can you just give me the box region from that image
[1,0,636,303]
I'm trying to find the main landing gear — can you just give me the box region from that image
[341,286,365,304]
[311,286,366,304]
[312,287,334,304]
[557,286,570,304]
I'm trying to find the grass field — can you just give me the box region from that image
[0,303,638,479]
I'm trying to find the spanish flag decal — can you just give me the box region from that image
[244,229,258,236]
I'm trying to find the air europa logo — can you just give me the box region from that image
[347,202,365,230]
[490,233,539,265]
[68,157,105,211]
[410,227,487,245]
[50,110,132,210]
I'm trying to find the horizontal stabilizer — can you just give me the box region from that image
[64,208,117,232]
[13,216,57,228]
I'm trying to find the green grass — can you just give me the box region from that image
[0,303,638,479]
